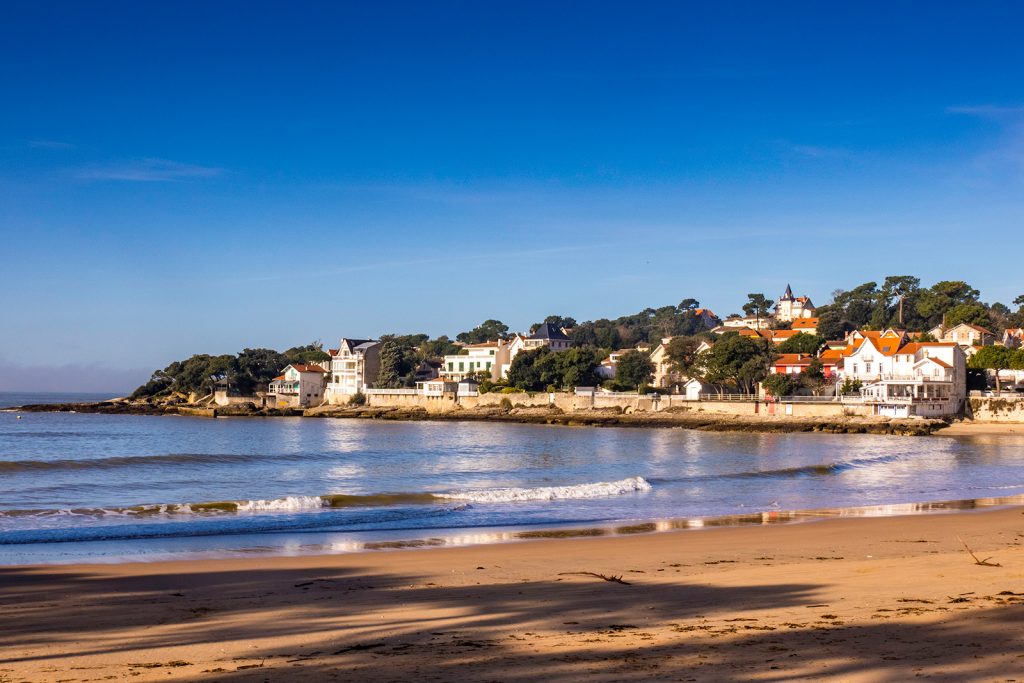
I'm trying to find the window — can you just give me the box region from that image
[447,362,454,371]
[459,362,464,371]
[490,350,495,355]
[486,362,492,370]
[865,362,872,374]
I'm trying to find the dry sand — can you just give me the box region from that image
[4,508,1024,682]
[938,421,1024,437]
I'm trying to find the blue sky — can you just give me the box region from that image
[2,2,1023,391]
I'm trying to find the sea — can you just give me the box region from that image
[2,391,1023,565]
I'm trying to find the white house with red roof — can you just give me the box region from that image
[837,334,966,417]
[268,363,329,408]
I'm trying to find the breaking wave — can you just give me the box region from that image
[438,476,653,503]
[0,478,653,521]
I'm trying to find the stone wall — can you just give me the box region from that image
[362,391,876,419]
[967,397,1024,422]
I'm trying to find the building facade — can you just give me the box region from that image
[325,338,381,403]
[268,363,328,408]
[774,284,816,322]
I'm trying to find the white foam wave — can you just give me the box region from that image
[439,476,652,503]
[234,495,326,512]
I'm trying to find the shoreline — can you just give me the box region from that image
[8,399,968,436]
[5,506,1024,681]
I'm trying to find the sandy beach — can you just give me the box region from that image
[4,507,1024,682]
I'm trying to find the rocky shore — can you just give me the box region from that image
[10,398,950,436]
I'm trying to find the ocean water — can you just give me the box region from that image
[2,393,1024,564]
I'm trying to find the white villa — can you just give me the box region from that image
[268,363,328,408]
[325,338,381,403]
[441,340,510,382]
[774,284,816,322]
[838,333,966,417]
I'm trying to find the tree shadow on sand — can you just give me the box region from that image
[2,564,1023,681]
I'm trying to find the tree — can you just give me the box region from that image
[457,319,509,344]
[678,298,700,311]
[815,307,849,341]
[419,336,461,361]
[831,282,879,329]
[665,337,703,376]
[284,342,331,365]
[969,346,1015,392]
[944,303,992,329]
[375,339,404,388]
[231,348,288,395]
[763,373,800,398]
[776,333,825,355]
[916,280,981,328]
[742,293,774,329]
[506,348,547,391]
[800,358,829,396]
[694,333,775,394]
[615,350,655,390]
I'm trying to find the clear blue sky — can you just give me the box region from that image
[2,2,1022,391]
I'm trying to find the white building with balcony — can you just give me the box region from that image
[325,338,381,403]
[839,337,966,417]
[441,340,510,382]
[268,363,328,408]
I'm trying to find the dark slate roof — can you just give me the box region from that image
[340,338,377,352]
[530,323,570,341]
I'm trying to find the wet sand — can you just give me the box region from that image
[4,507,1024,681]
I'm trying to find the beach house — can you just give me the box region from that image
[838,335,966,417]
[268,363,328,408]
[325,338,381,403]
[440,340,510,382]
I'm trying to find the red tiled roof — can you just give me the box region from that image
[290,364,327,373]
[775,353,813,366]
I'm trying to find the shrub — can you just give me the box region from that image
[349,391,366,406]
[499,397,513,412]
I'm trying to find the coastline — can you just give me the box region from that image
[9,399,962,436]
[5,506,1024,681]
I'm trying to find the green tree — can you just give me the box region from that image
[831,282,879,329]
[665,337,703,376]
[944,303,992,329]
[800,358,829,396]
[742,293,774,329]
[776,333,825,355]
[456,319,510,344]
[375,339,405,388]
[231,348,289,395]
[615,350,655,390]
[916,280,981,328]
[968,345,1015,392]
[283,342,331,365]
[694,332,775,395]
[419,336,461,361]
[763,373,800,398]
[506,348,548,391]
[814,307,849,341]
